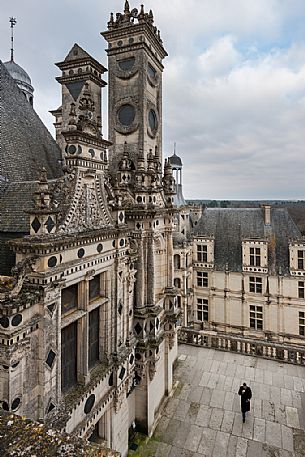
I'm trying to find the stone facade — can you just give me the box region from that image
[0,3,179,456]
[173,194,305,346]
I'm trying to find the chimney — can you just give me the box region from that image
[262,205,271,225]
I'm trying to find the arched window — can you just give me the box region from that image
[174,278,181,288]
[174,254,181,269]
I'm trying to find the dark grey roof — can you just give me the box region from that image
[168,152,182,168]
[193,208,301,274]
[0,181,40,232]
[0,61,63,183]
[4,60,32,87]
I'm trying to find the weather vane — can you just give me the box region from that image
[9,17,17,62]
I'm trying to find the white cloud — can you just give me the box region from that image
[197,36,240,78]
[163,38,305,198]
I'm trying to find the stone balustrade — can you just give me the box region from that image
[178,327,305,365]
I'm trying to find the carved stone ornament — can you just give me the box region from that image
[57,172,113,232]
[167,331,175,350]
[148,360,156,381]
[0,257,37,301]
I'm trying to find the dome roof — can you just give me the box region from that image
[168,151,182,168]
[4,60,32,87]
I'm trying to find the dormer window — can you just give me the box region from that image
[289,243,305,276]
[197,245,207,263]
[250,247,261,267]
[242,240,268,273]
[193,238,214,269]
[298,250,305,270]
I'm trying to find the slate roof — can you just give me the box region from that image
[0,61,63,233]
[0,61,63,183]
[193,208,301,275]
[0,181,40,232]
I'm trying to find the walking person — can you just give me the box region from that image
[238,382,252,423]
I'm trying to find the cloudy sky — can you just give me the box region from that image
[1,1,305,200]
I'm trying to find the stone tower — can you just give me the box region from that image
[50,43,108,156]
[102,0,167,171]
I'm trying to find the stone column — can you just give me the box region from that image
[166,230,173,288]
[147,233,155,306]
[78,280,89,383]
[135,237,145,308]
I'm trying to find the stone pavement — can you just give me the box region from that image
[142,344,305,456]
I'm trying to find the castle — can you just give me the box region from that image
[1,2,305,456]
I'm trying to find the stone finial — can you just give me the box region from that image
[137,149,145,171]
[123,141,128,157]
[108,12,114,29]
[39,167,48,184]
[148,9,154,24]
[124,0,130,14]
[138,4,145,21]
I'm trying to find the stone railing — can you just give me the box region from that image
[178,327,305,365]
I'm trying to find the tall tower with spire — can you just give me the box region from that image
[101,1,167,172]
[4,18,34,105]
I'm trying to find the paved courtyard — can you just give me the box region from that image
[141,344,305,456]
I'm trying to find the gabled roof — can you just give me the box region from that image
[0,61,63,183]
[193,207,301,275]
[55,43,107,74]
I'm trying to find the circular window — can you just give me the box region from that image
[84,394,95,414]
[118,104,136,127]
[0,317,9,328]
[11,398,21,411]
[12,314,22,327]
[148,109,157,131]
[48,256,57,268]
[88,148,95,158]
[68,145,76,155]
[97,243,103,253]
[118,57,135,71]
[120,239,125,247]
[78,248,85,258]
[2,401,9,411]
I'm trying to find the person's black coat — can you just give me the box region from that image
[238,385,252,412]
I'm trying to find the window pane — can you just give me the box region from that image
[61,284,78,315]
[61,322,77,391]
[118,104,135,126]
[89,275,100,302]
[119,57,135,71]
[89,308,100,368]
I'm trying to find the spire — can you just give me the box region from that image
[173,142,177,156]
[9,17,17,62]
[138,4,145,21]
[124,0,130,14]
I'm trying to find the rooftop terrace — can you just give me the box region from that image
[132,344,305,456]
